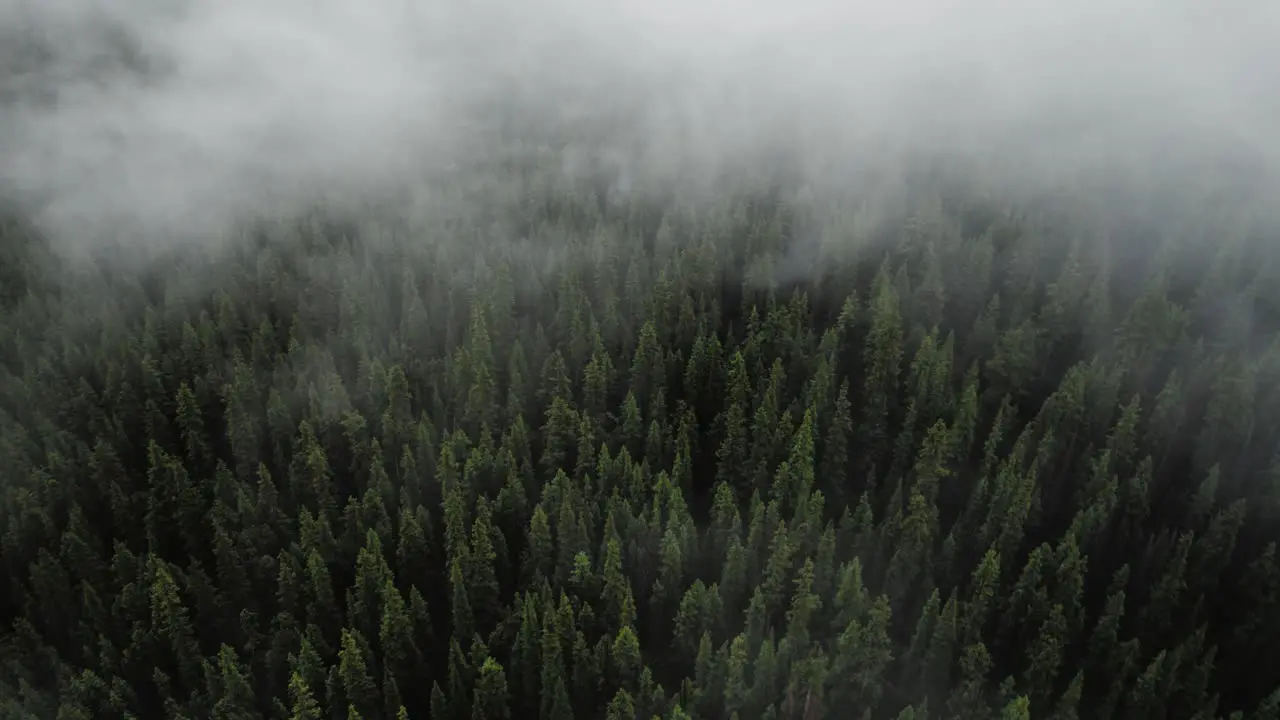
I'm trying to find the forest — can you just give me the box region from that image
[2,138,1280,720]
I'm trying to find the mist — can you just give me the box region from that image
[6,3,1280,718]
[1,0,1278,250]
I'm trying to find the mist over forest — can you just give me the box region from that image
[4,0,1279,245]
[2,1,1280,719]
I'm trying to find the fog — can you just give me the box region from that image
[1,0,1278,249]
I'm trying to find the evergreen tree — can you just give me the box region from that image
[2,137,1279,720]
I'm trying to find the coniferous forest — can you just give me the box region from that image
[2,146,1280,720]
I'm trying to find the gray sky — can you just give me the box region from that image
[1,0,1277,246]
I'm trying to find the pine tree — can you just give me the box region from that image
[860,265,904,469]
[289,672,323,720]
[473,657,511,720]
[337,628,379,720]
[1001,695,1032,720]
[947,643,993,720]
[209,644,258,720]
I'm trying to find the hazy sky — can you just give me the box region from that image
[1,0,1277,246]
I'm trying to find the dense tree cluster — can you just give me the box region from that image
[1,168,1279,719]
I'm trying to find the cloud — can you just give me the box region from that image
[0,0,1276,248]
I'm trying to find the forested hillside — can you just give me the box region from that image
[2,163,1280,720]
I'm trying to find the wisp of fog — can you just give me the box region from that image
[1,0,1278,250]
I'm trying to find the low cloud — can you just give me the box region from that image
[1,0,1277,249]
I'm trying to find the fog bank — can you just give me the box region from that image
[1,0,1278,248]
